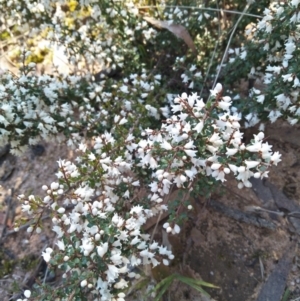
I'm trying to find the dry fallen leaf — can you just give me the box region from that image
[143,16,197,55]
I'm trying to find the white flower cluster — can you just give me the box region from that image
[18,84,280,300]
[1,1,284,300]
[21,138,175,299]
[0,69,85,155]
[134,85,280,190]
[227,1,300,125]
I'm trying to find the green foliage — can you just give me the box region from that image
[149,273,219,301]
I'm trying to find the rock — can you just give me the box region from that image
[256,244,295,301]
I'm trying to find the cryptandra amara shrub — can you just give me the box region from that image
[2,0,298,300]
[16,84,281,301]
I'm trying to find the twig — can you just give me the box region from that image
[199,2,221,98]
[67,290,76,301]
[43,266,49,284]
[150,211,163,243]
[259,256,264,280]
[245,205,285,216]
[3,214,51,238]
[150,185,175,243]
[138,5,262,19]
[213,3,251,88]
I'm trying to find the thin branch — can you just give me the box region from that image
[138,5,262,19]
[213,3,251,88]
[200,1,221,98]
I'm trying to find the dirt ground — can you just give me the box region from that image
[0,120,300,301]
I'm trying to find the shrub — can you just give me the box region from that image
[1,0,296,300]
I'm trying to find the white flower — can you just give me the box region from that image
[50,182,59,190]
[81,280,87,287]
[56,240,65,251]
[226,148,238,156]
[184,140,195,149]
[210,83,222,96]
[194,121,204,133]
[256,95,265,104]
[270,151,281,165]
[88,153,96,161]
[106,264,119,282]
[161,140,172,150]
[42,248,53,263]
[24,290,31,298]
[184,149,197,157]
[97,242,108,257]
[245,160,260,169]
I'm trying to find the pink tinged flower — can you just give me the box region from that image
[97,242,108,257]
